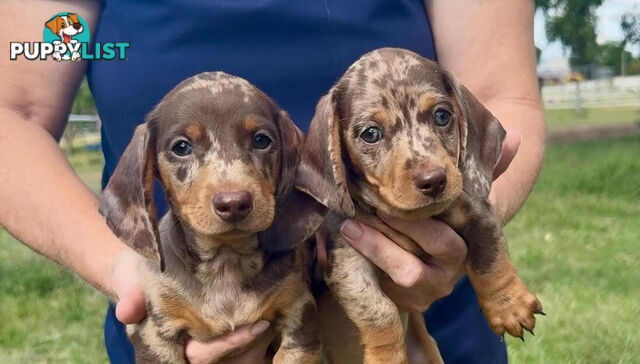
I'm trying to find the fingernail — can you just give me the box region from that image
[340,220,363,241]
[250,320,270,335]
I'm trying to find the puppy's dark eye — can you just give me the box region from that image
[434,108,452,126]
[360,126,383,144]
[171,140,192,157]
[252,133,272,150]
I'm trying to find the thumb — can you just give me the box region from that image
[110,250,146,324]
[115,286,146,324]
[493,128,521,180]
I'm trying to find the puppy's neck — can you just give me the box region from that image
[162,213,263,276]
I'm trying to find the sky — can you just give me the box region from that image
[535,0,640,72]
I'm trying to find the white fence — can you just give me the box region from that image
[61,82,640,151]
[542,75,640,110]
[61,114,101,151]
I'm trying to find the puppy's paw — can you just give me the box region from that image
[478,277,543,339]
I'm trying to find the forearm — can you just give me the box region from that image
[0,109,129,296]
[486,100,546,223]
[426,0,545,223]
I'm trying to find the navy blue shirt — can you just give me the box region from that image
[88,1,506,362]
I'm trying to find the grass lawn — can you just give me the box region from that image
[0,138,638,363]
[505,136,640,363]
[0,150,107,363]
[545,106,640,130]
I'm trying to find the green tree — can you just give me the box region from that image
[597,41,633,75]
[619,10,639,75]
[621,11,640,47]
[536,0,603,73]
[71,78,97,115]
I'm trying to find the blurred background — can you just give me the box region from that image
[0,1,638,363]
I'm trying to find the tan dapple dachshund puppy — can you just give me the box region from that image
[296,48,543,364]
[100,72,325,363]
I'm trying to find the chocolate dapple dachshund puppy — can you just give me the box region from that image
[100,72,324,363]
[296,48,543,363]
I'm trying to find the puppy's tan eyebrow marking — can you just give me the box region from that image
[419,93,439,111]
[185,124,202,140]
[370,110,389,125]
[243,116,258,132]
[372,109,405,137]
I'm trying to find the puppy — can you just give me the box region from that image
[44,13,83,61]
[100,72,324,363]
[296,48,543,363]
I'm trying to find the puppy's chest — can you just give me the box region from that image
[145,250,298,341]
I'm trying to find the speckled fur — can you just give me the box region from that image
[101,72,324,363]
[296,48,542,363]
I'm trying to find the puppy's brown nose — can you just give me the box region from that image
[73,23,82,30]
[414,168,447,197]
[212,191,253,222]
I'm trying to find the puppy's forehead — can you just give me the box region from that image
[175,72,258,101]
[341,48,450,107]
[156,72,277,130]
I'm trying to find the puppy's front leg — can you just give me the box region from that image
[273,291,322,364]
[127,318,186,364]
[326,235,407,364]
[441,198,543,339]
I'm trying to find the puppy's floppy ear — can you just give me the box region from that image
[67,13,79,24]
[451,77,506,198]
[258,111,327,253]
[295,92,356,218]
[100,123,165,270]
[274,110,303,197]
[45,16,62,35]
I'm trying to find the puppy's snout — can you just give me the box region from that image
[414,168,447,197]
[212,191,253,222]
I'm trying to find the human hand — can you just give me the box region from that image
[109,249,146,323]
[339,217,466,312]
[108,250,274,363]
[184,323,274,364]
[336,128,521,311]
[493,128,521,180]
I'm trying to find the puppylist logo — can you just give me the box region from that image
[10,12,129,62]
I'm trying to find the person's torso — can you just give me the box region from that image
[88,0,436,191]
